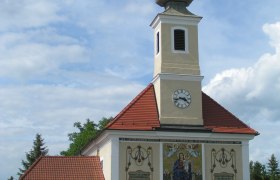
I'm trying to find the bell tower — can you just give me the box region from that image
[151,0,204,125]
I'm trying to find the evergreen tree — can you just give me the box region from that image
[250,161,254,180]
[252,161,265,180]
[250,161,269,180]
[61,117,112,156]
[261,163,269,180]
[267,154,280,180]
[18,134,48,177]
[7,176,14,180]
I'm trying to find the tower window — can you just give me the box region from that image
[174,29,185,51]
[156,32,160,54]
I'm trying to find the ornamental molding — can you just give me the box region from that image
[152,73,204,83]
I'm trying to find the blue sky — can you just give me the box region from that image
[1,0,280,178]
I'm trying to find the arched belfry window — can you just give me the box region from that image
[156,32,160,54]
[174,29,185,51]
[172,27,188,53]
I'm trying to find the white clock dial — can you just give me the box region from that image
[172,89,191,109]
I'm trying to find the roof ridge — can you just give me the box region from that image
[106,83,153,129]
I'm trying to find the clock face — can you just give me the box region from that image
[172,89,191,109]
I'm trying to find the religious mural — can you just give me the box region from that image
[163,143,202,180]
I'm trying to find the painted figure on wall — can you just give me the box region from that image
[163,143,202,180]
[163,169,171,180]
[173,153,192,180]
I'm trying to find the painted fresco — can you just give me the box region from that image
[163,143,202,180]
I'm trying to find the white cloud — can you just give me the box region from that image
[0,81,144,178]
[263,22,280,49]
[2,0,279,178]
[203,22,280,162]
[0,30,90,79]
[0,0,63,30]
[250,120,280,163]
[124,1,154,15]
[0,0,156,82]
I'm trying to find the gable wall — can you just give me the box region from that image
[87,140,112,180]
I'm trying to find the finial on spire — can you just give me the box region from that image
[156,0,193,8]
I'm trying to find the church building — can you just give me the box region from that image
[20,0,258,180]
[81,0,258,180]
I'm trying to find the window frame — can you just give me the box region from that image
[156,31,160,54]
[171,26,189,54]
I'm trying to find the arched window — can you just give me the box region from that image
[174,29,185,51]
[156,32,160,54]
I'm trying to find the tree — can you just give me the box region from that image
[252,161,265,180]
[7,176,14,180]
[262,164,269,180]
[18,134,48,177]
[250,161,254,180]
[250,161,269,180]
[267,154,280,180]
[98,117,113,130]
[61,117,112,156]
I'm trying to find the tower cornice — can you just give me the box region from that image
[150,13,202,29]
[152,73,204,84]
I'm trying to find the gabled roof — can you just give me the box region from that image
[20,156,104,180]
[202,92,258,135]
[106,83,258,135]
[106,84,160,130]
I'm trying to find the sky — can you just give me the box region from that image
[0,0,280,178]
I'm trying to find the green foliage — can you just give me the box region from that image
[60,117,113,156]
[7,176,14,180]
[98,117,113,130]
[251,161,268,180]
[250,161,254,179]
[18,134,48,177]
[267,154,280,180]
[250,155,280,180]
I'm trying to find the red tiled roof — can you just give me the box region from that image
[20,156,104,180]
[106,84,160,130]
[202,92,258,135]
[106,83,258,135]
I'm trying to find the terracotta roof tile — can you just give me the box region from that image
[20,156,104,180]
[106,84,160,130]
[202,92,258,135]
[106,84,258,135]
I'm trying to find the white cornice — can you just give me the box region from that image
[151,14,202,29]
[82,129,255,155]
[82,131,111,155]
[103,130,255,142]
[152,73,204,84]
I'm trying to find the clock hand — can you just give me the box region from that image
[178,97,187,102]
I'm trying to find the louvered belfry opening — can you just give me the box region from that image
[174,29,185,51]
[156,32,160,54]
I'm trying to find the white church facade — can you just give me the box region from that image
[81,0,258,180]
